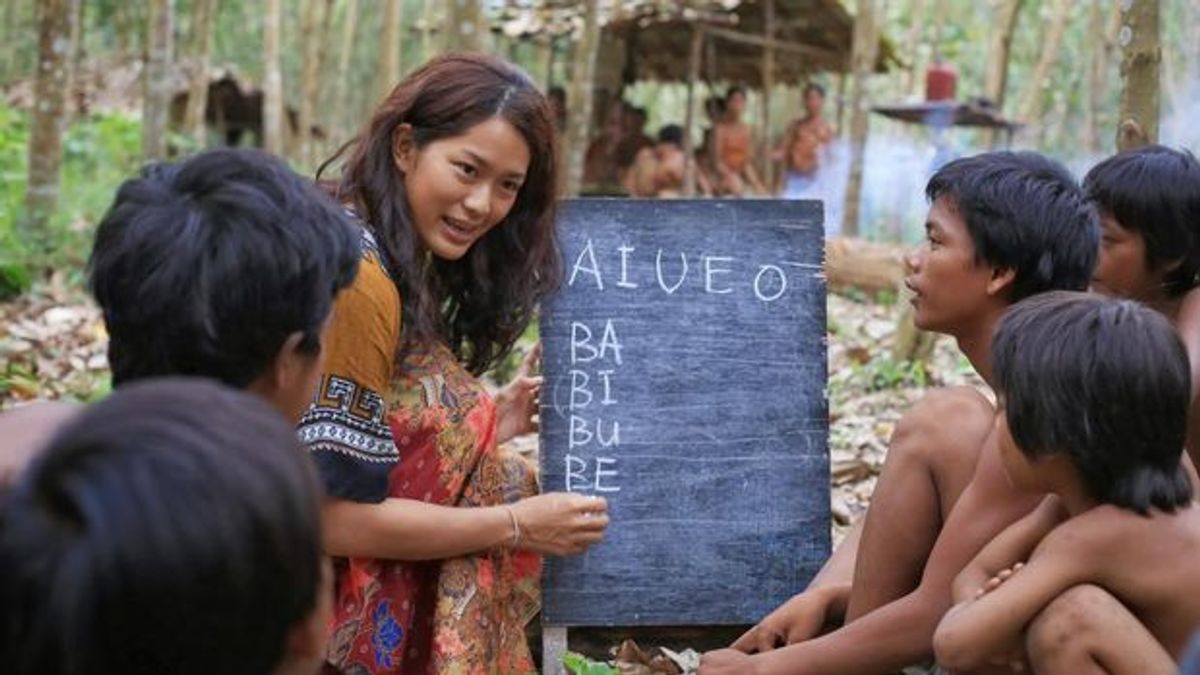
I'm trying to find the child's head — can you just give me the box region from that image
[0,378,329,675]
[907,152,1097,334]
[321,52,562,375]
[992,291,1192,514]
[88,148,360,420]
[1085,145,1200,301]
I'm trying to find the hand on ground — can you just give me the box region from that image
[697,648,760,675]
[731,585,846,653]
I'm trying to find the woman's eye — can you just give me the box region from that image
[454,162,476,177]
[501,180,522,193]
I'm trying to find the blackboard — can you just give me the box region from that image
[539,199,830,627]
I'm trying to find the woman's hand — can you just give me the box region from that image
[509,492,609,556]
[496,344,541,445]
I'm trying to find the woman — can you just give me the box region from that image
[302,53,610,674]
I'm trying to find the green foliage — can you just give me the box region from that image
[0,104,143,285]
[843,355,929,392]
[562,652,619,675]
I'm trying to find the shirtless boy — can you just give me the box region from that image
[713,86,767,196]
[934,292,1198,675]
[778,83,835,198]
[699,152,1098,674]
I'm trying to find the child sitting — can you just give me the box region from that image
[934,291,1199,672]
[0,378,332,675]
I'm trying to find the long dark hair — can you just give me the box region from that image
[318,53,561,375]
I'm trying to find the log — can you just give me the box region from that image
[824,236,907,296]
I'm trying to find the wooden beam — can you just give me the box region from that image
[703,24,842,62]
[682,25,704,197]
[760,0,776,191]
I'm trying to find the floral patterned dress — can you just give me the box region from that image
[299,229,540,674]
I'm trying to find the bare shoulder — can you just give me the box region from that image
[894,386,994,441]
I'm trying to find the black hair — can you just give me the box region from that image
[725,85,746,103]
[0,378,325,675]
[804,82,826,98]
[993,291,1192,515]
[657,124,684,147]
[88,147,360,388]
[1084,145,1200,297]
[926,151,1098,301]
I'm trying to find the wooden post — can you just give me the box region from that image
[542,625,568,675]
[682,25,704,197]
[842,0,880,238]
[760,0,776,194]
[262,0,284,155]
[563,0,599,196]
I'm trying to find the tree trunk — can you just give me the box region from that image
[377,0,402,101]
[23,0,72,256]
[331,0,358,142]
[63,0,85,120]
[1116,0,1160,151]
[183,0,217,148]
[563,0,599,197]
[297,0,329,166]
[444,0,487,52]
[759,0,776,192]
[0,0,19,84]
[981,0,1024,147]
[899,0,927,96]
[143,0,174,162]
[841,0,881,239]
[1014,0,1071,141]
[421,0,437,64]
[262,0,284,155]
[1083,1,1120,153]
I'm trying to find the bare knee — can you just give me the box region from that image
[1026,585,1112,669]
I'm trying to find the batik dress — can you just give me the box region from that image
[299,229,540,675]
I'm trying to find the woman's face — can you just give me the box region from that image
[395,116,531,261]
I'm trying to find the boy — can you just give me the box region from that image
[1011,144,1200,672]
[87,147,361,421]
[934,292,1198,673]
[0,148,361,487]
[0,378,332,675]
[701,152,1098,674]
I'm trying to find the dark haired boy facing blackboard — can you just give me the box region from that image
[699,152,1100,675]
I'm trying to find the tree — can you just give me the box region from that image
[981,0,1024,147]
[262,0,284,155]
[183,0,218,148]
[444,0,487,52]
[1014,0,1072,142]
[564,0,600,197]
[899,0,927,96]
[1116,0,1160,151]
[841,0,882,238]
[23,0,74,256]
[331,0,358,141]
[1083,1,1122,153]
[143,0,174,161]
[297,0,331,166]
[377,0,402,101]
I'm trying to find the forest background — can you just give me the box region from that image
[0,0,1196,552]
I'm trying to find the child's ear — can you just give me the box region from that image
[987,266,1017,298]
[392,123,415,174]
[272,332,308,393]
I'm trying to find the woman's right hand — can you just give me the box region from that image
[509,492,609,556]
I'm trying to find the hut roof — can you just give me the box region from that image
[500,1,898,87]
